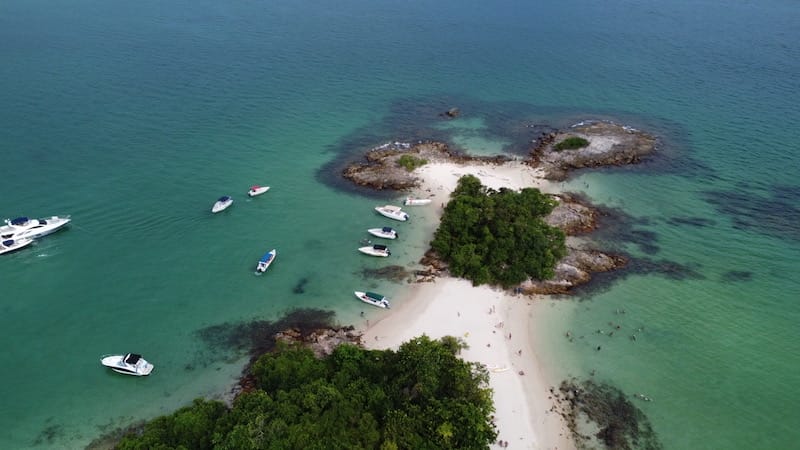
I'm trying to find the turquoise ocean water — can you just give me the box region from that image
[1,0,798,448]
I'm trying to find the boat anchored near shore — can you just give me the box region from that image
[355,291,391,309]
[403,196,432,206]
[367,227,398,240]
[101,353,154,376]
[375,205,409,221]
[358,244,391,257]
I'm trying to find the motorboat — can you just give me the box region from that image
[212,196,233,213]
[248,185,270,197]
[100,353,154,376]
[367,227,398,240]
[358,244,390,257]
[354,291,391,309]
[0,215,71,240]
[256,249,277,273]
[403,196,432,206]
[0,237,34,255]
[375,205,409,222]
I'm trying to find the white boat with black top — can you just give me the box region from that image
[375,205,409,222]
[367,227,398,240]
[0,237,34,255]
[212,196,233,213]
[101,353,154,376]
[358,244,391,257]
[355,291,391,309]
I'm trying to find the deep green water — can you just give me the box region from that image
[1,0,798,448]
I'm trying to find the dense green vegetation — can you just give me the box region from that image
[396,154,428,171]
[554,136,589,151]
[117,336,497,449]
[431,175,566,287]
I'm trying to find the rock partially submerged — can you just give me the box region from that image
[342,141,510,190]
[532,121,656,181]
[274,326,363,358]
[521,248,627,295]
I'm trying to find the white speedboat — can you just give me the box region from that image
[358,244,391,257]
[212,196,233,213]
[367,227,398,240]
[403,196,432,206]
[256,249,277,273]
[375,205,409,222]
[248,185,270,197]
[0,237,34,255]
[0,215,71,240]
[101,353,154,376]
[355,291,391,309]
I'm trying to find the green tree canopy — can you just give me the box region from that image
[116,337,497,449]
[431,175,566,287]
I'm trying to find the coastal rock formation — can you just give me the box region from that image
[545,194,598,235]
[342,141,511,190]
[532,121,656,181]
[274,325,363,358]
[521,248,627,295]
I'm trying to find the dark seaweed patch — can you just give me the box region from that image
[32,424,64,446]
[360,264,411,282]
[552,379,662,450]
[589,203,661,255]
[195,308,336,362]
[665,216,717,228]
[703,185,800,242]
[293,277,309,294]
[720,270,753,282]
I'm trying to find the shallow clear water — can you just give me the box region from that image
[1,0,799,448]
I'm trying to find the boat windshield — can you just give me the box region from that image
[382,227,393,232]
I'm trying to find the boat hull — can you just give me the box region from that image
[0,238,34,255]
[248,186,270,197]
[101,355,154,376]
[375,206,409,222]
[403,197,432,206]
[367,228,397,239]
[0,216,71,240]
[354,291,391,309]
[256,249,277,273]
[212,200,233,213]
[358,246,390,257]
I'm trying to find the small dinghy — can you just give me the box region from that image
[212,196,233,213]
[375,205,409,222]
[256,249,277,273]
[355,291,391,309]
[101,353,154,376]
[367,227,398,240]
[358,244,391,257]
[248,185,270,197]
[403,196,432,206]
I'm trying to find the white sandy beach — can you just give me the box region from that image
[363,161,574,449]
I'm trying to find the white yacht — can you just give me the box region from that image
[367,227,398,240]
[0,237,34,255]
[0,216,71,240]
[375,205,409,222]
[101,353,154,376]
[256,249,277,273]
[358,244,391,257]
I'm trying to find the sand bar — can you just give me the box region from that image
[363,161,574,449]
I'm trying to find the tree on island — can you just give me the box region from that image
[431,175,566,287]
[115,336,497,449]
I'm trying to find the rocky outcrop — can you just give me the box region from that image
[521,248,626,295]
[274,326,363,358]
[533,121,656,181]
[545,194,598,235]
[342,141,511,190]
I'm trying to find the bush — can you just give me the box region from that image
[554,136,589,151]
[431,175,566,287]
[396,154,428,171]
